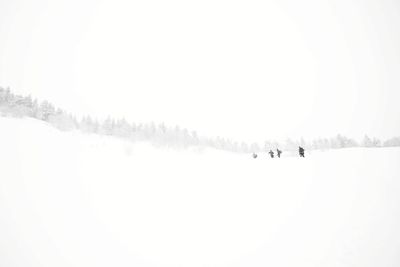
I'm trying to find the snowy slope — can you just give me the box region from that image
[1,116,400,267]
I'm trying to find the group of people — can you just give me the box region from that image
[252,146,305,159]
[268,148,282,158]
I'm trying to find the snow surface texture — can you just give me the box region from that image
[1,116,400,267]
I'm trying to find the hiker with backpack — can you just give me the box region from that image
[268,150,274,158]
[299,146,305,157]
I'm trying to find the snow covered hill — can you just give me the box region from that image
[1,116,400,267]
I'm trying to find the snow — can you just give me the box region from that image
[1,116,400,267]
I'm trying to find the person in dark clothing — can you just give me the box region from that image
[299,146,305,157]
[252,152,258,159]
[276,149,282,158]
[268,150,274,158]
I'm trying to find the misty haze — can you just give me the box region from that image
[1,1,400,267]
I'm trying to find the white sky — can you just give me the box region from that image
[0,0,399,143]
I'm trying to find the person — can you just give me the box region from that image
[299,146,305,157]
[268,150,274,158]
[252,152,258,159]
[276,149,282,158]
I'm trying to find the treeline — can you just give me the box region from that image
[0,87,243,152]
[1,87,399,153]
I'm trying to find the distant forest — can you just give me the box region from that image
[1,87,399,153]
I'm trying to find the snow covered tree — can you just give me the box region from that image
[114,118,132,138]
[362,135,380,147]
[284,138,297,151]
[0,88,12,105]
[100,117,115,135]
[383,137,400,147]
[48,109,77,131]
[362,135,373,147]
[38,100,55,121]
[371,137,381,147]
[191,131,200,146]
[250,142,261,153]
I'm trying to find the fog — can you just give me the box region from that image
[1,0,399,142]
